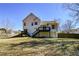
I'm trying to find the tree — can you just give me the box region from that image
[65,3,79,27]
[62,19,74,33]
[2,18,13,37]
[3,18,11,30]
[61,4,79,33]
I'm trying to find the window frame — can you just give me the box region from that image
[35,22,38,25]
[52,25,55,29]
[31,22,33,26]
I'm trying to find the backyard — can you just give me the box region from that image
[0,37,79,56]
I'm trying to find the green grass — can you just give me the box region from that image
[0,37,79,56]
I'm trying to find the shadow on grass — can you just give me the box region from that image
[10,39,79,48]
[10,40,55,48]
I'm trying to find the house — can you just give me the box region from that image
[0,28,8,38]
[23,13,59,38]
[69,28,79,34]
[0,28,6,35]
[0,28,20,37]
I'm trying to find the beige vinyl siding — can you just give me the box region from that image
[35,31,58,38]
[35,32,50,37]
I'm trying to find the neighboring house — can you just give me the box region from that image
[0,28,7,38]
[0,28,19,37]
[69,28,79,34]
[23,13,59,38]
[0,28,6,35]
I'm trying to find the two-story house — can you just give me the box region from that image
[23,13,59,38]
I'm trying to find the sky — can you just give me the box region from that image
[0,3,72,30]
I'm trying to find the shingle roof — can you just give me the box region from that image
[23,13,40,22]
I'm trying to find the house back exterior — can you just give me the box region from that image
[23,13,59,38]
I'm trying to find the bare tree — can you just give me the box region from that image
[65,3,79,27]
[62,19,75,33]
[2,18,13,37]
[61,3,79,33]
[3,18,11,30]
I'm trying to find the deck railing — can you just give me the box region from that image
[38,26,50,31]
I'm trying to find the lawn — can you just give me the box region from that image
[0,37,79,56]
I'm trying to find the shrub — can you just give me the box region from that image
[58,33,79,39]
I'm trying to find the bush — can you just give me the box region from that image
[58,33,79,39]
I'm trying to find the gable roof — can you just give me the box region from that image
[23,13,41,22]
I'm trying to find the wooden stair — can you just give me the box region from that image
[32,26,51,37]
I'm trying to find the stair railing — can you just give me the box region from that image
[31,26,51,37]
